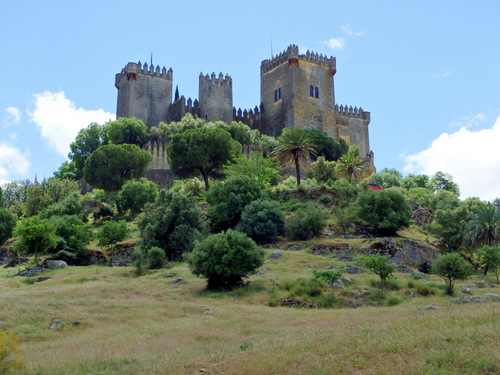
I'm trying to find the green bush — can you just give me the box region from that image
[170,178,205,199]
[93,206,114,222]
[116,178,158,215]
[132,248,144,276]
[185,229,264,289]
[363,254,395,290]
[0,208,16,245]
[97,220,129,251]
[41,192,86,220]
[138,190,204,261]
[147,247,166,269]
[286,202,329,240]
[432,252,473,295]
[416,284,435,296]
[313,269,342,284]
[239,199,285,243]
[350,188,412,235]
[0,329,25,373]
[206,175,262,232]
[49,215,93,257]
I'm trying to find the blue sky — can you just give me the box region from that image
[1,1,499,200]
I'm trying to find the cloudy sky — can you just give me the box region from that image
[1,1,499,201]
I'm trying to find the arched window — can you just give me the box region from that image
[310,86,314,97]
[274,90,278,102]
[315,87,319,98]
[278,88,282,100]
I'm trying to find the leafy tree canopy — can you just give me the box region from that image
[428,171,460,195]
[13,216,57,262]
[0,208,16,245]
[224,151,280,189]
[167,126,241,190]
[304,129,341,161]
[402,173,429,190]
[97,220,130,251]
[116,178,158,215]
[106,117,148,147]
[239,198,285,243]
[83,144,152,192]
[432,252,473,295]
[308,156,337,185]
[363,168,403,189]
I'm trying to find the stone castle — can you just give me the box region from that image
[115,44,373,184]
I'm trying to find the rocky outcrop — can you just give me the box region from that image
[359,238,439,266]
[268,251,283,260]
[408,200,434,228]
[311,243,353,260]
[41,259,68,269]
[1,240,28,267]
[111,243,136,267]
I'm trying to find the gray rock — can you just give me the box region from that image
[451,296,487,304]
[413,304,443,311]
[460,287,473,295]
[306,265,315,269]
[412,271,429,280]
[170,278,187,286]
[484,293,500,301]
[328,280,345,290]
[359,238,438,266]
[476,279,494,288]
[288,244,305,251]
[257,268,267,275]
[42,259,68,269]
[311,243,352,259]
[403,289,416,297]
[339,276,353,285]
[347,300,361,308]
[49,319,65,330]
[16,267,45,277]
[323,265,339,270]
[398,265,414,273]
[344,264,361,274]
[203,309,213,315]
[268,251,283,260]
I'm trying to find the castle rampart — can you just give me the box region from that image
[199,72,233,123]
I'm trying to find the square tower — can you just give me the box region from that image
[260,45,337,138]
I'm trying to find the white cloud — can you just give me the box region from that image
[323,38,345,51]
[0,142,30,185]
[28,91,114,157]
[431,71,454,79]
[341,23,366,37]
[450,113,486,130]
[403,116,500,201]
[3,106,21,126]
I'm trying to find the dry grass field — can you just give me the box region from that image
[1,248,499,375]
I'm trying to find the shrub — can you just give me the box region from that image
[206,175,262,232]
[148,247,166,269]
[432,252,473,295]
[138,190,204,261]
[416,284,435,296]
[0,208,16,245]
[350,188,412,235]
[286,202,329,240]
[170,178,205,199]
[313,269,342,284]
[13,216,57,263]
[41,192,86,220]
[116,178,158,215]
[185,230,264,289]
[418,259,433,274]
[0,329,25,373]
[97,220,130,251]
[239,199,285,243]
[49,215,93,257]
[132,248,144,276]
[363,254,395,290]
[477,245,500,283]
[93,206,114,221]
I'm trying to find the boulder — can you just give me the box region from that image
[484,293,500,302]
[170,278,187,286]
[413,304,443,311]
[311,243,352,261]
[408,200,434,228]
[344,264,361,274]
[451,296,487,304]
[460,287,473,295]
[111,243,135,267]
[16,267,45,277]
[359,238,438,266]
[41,259,68,269]
[476,279,495,288]
[268,251,283,260]
[78,250,108,266]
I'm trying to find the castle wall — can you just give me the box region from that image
[115,62,173,128]
[199,72,233,123]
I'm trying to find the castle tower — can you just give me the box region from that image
[260,45,337,138]
[115,62,173,128]
[199,72,233,122]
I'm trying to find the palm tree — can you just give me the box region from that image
[335,145,367,183]
[464,203,500,249]
[273,127,316,186]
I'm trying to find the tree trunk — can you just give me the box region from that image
[295,154,301,186]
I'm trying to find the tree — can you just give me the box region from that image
[13,216,57,263]
[83,144,152,191]
[239,199,285,244]
[286,202,329,240]
[116,178,158,215]
[427,205,469,251]
[97,220,130,251]
[167,126,241,190]
[273,127,316,186]
[428,171,460,195]
[464,203,500,250]
[432,252,473,295]
[224,151,280,189]
[335,145,367,183]
[1,180,30,217]
[350,188,412,235]
[185,229,265,289]
[67,122,109,179]
[477,245,500,283]
[206,175,262,232]
[138,190,204,261]
[41,192,86,220]
[402,173,429,190]
[0,209,16,245]
[308,157,337,185]
[304,129,341,161]
[106,117,149,147]
[50,215,93,257]
[363,168,403,189]
[363,254,395,290]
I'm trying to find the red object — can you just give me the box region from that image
[367,183,384,191]
[34,174,38,184]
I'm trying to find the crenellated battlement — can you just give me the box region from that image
[233,106,261,130]
[199,72,232,84]
[260,44,335,74]
[117,61,173,81]
[335,105,371,125]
